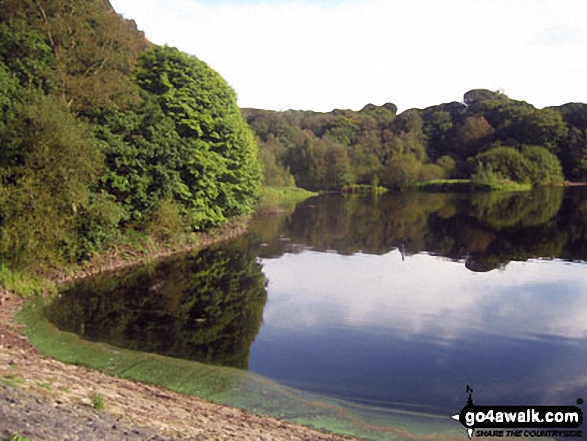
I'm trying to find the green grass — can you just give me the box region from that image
[257,186,317,210]
[1,374,25,386]
[35,381,52,390]
[483,180,533,191]
[92,393,105,410]
[4,434,31,441]
[0,264,56,298]
[416,179,532,192]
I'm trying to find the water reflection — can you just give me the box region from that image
[48,187,587,420]
[46,240,267,368]
[247,187,587,415]
[250,187,587,271]
[252,252,587,414]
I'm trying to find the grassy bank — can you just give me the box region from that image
[257,186,318,211]
[341,184,388,195]
[416,179,533,192]
[0,265,57,298]
[1,186,317,299]
[0,216,251,300]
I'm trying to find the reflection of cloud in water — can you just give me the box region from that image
[260,250,587,341]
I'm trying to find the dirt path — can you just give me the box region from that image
[0,221,361,441]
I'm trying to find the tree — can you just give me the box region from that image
[471,146,532,183]
[497,105,567,151]
[323,115,361,146]
[557,103,587,180]
[1,0,149,111]
[463,89,511,127]
[521,145,564,185]
[0,20,56,91]
[257,137,296,187]
[454,116,495,158]
[0,92,102,266]
[380,154,421,188]
[436,155,457,177]
[93,92,187,222]
[422,109,453,159]
[132,45,261,228]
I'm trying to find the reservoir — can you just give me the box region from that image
[44,187,587,437]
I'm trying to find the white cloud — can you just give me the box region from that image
[259,251,587,341]
[110,0,587,112]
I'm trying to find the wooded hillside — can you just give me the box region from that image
[0,0,261,270]
[245,91,587,190]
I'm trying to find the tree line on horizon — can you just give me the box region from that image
[245,90,587,191]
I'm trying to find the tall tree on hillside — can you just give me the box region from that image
[1,0,149,112]
[130,45,261,228]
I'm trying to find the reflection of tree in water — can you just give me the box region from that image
[258,187,587,272]
[45,240,267,369]
[279,193,452,256]
[432,188,569,271]
[469,188,563,230]
[559,187,587,261]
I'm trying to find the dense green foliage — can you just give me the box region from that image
[0,0,148,111]
[95,46,260,229]
[0,0,261,270]
[244,90,586,191]
[134,46,260,225]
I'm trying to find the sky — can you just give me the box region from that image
[109,0,587,113]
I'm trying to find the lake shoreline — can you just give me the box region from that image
[0,215,360,440]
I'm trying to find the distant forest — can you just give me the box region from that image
[245,91,587,190]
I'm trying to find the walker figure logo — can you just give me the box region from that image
[450,386,583,439]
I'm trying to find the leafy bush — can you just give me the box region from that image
[521,145,564,185]
[115,45,261,229]
[471,146,532,183]
[0,91,101,268]
[144,199,186,244]
[471,145,564,186]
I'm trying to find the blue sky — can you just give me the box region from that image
[110,0,587,112]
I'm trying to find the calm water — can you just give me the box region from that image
[46,187,587,418]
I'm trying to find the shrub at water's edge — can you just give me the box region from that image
[415,179,532,192]
[258,186,318,210]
